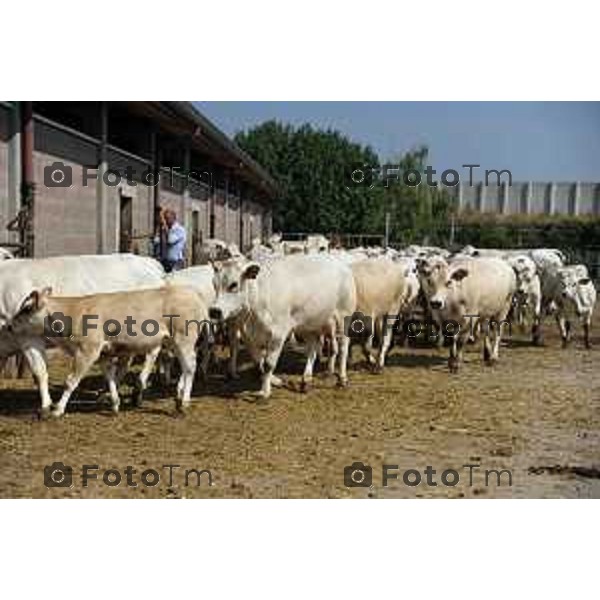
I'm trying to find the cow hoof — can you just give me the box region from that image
[271,375,284,388]
[132,390,143,408]
[448,359,459,373]
[175,401,189,416]
[227,372,240,381]
[371,364,383,375]
[585,342,592,350]
[485,357,498,367]
[561,339,569,349]
[39,407,52,421]
[50,410,64,420]
[336,377,349,388]
[111,405,120,415]
[299,380,311,394]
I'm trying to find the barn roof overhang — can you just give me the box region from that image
[126,101,278,201]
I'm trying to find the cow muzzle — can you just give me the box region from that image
[430,299,443,310]
[209,307,224,321]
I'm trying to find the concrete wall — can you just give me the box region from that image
[0,103,19,246]
[33,119,98,257]
[453,181,600,216]
[0,105,10,245]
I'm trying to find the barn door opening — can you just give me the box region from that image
[191,210,202,264]
[119,195,133,253]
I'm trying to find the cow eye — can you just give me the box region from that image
[227,282,238,292]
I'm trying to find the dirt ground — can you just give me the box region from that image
[0,315,598,499]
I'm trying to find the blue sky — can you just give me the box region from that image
[195,102,600,182]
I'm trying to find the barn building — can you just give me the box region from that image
[0,101,277,261]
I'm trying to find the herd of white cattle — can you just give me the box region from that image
[0,235,595,418]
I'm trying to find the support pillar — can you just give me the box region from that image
[571,182,580,216]
[20,101,34,258]
[96,101,108,254]
[478,182,486,213]
[7,102,21,245]
[182,143,191,263]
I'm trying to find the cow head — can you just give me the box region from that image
[209,261,260,323]
[508,255,538,306]
[556,266,593,314]
[417,257,469,311]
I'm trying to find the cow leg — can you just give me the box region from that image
[361,336,376,366]
[257,335,287,398]
[556,313,570,348]
[22,345,52,416]
[532,317,542,346]
[300,336,320,392]
[328,334,339,376]
[174,340,197,412]
[54,348,102,417]
[227,322,240,380]
[337,334,351,387]
[377,316,394,372]
[102,360,122,414]
[483,330,493,363]
[196,328,212,382]
[133,346,162,407]
[449,333,466,373]
[582,314,592,349]
[258,360,283,387]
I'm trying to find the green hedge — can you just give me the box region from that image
[452,214,600,250]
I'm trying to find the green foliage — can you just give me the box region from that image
[235,121,455,241]
[235,121,382,234]
[454,214,600,250]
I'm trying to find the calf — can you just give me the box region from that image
[0,254,165,410]
[506,254,543,344]
[417,257,516,372]
[547,265,596,348]
[8,285,208,417]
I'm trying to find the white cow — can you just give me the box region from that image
[545,265,596,348]
[417,257,516,371]
[506,254,543,344]
[350,259,409,371]
[209,255,356,397]
[0,254,165,412]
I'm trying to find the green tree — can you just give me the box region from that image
[235,122,455,244]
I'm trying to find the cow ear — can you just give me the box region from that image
[451,268,469,282]
[242,263,260,281]
[19,287,52,314]
[579,278,591,286]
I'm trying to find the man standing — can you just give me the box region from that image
[156,208,187,272]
